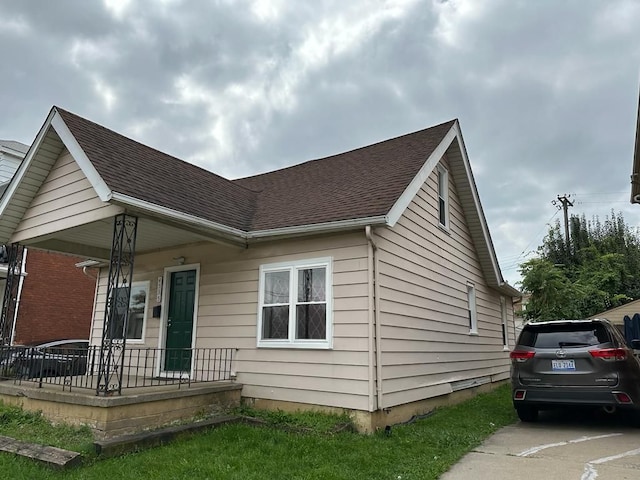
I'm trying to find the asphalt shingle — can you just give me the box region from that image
[55,108,455,233]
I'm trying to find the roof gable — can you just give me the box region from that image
[234,120,456,230]
[56,109,257,231]
[0,106,517,295]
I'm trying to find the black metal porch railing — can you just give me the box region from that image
[0,345,236,394]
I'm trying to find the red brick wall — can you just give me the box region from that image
[13,249,96,345]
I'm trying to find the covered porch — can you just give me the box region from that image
[0,208,244,436]
[0,107,250,401]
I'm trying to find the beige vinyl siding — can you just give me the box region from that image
[590,299,640,326]
[90,232,372,411]
[11,149,123,243]
[376,156,513,408]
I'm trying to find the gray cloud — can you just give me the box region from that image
[1,0,640,285]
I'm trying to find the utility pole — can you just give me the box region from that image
[552,194,574,252]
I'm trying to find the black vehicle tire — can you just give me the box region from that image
[516,406,539,422]
[629,409,640,428]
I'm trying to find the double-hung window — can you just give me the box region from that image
[108,281,149,342]
[437,165,449,229]
[258,258,332,349]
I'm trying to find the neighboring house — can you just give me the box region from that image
[0,140,29,313]
[0,139,96,346]
[0,106,520,430]
[0,139,28,184]
[590,299,640,327]
[512,293,530,339]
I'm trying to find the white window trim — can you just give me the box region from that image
[437,164,449,230]
[500,296,509,350]
[467,282,478,335]
[257,257,333,349]
[111,280,150,344]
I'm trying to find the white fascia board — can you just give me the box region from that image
[246,215,387,239]
[51,110,112,202]
[109,192,247,239]
[114,192,386,242]
[0,109,57,217]
[452,121,504,286]
[386,125,458,227]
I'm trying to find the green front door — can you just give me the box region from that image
[164,270,196,372]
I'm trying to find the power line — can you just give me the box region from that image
[575,201,629,205]
[516,209,560,258]
[572,191,628,196]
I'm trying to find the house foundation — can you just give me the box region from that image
[244,378,507,433]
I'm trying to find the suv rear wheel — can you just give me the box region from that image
[516,405,538,422]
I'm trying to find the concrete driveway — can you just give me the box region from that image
[440,409,640,480]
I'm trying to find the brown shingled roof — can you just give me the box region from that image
[233,120,456,230]
[56,108,257,231]
[55,108,455,232]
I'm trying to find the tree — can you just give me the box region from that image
[518,211,639,321]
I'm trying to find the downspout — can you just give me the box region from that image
[365,226,383,411]
[82,266,99,280]
[9,248,27,345]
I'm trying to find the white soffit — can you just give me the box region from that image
[0,109,57,217]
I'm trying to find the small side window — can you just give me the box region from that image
[437,165,449,228]
[500,296,508,348]
[467,283,477,334]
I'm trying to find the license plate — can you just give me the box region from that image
[552,359,575,371]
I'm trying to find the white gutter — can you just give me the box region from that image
[497,282,522,298]
[365,225,383,411]
[247,216,388,239]
[112,191,388,243]
[109,192,248,240]
[9,248,27,346]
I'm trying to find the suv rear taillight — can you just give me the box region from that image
[510,350,535,362]
[589,348,627,361]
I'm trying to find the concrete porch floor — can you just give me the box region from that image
[0,378,242,439]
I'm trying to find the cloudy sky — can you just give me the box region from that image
[1,0,639,286]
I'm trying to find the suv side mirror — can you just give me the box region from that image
[630,339,640,350]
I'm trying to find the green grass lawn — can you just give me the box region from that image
[0,385,517,480]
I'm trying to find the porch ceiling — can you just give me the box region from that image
[22,216,222,260]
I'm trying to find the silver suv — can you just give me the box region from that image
[510,318,640,422]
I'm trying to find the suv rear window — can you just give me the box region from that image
[518,323,611,349]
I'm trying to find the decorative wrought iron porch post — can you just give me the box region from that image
[0,244,25,346]
[96,214,138,395]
